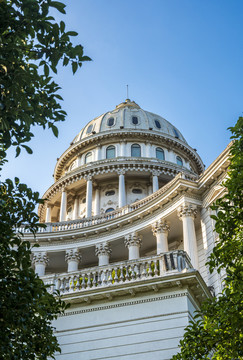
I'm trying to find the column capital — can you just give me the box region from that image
[178,204,197,219]
[117,168,126,176]
[32,252,49,266]
[65,249,81,263]
[95,242,112,257]
[84,174,92,181]
[124,233,142,248]
[152,220,170,236]
[152,169,160,177]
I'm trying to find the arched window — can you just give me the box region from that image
[132,116,138,125]
[107,117,114,126]
[131,144,141,157]
[173,128,179,138]
[154,119,161,129]
[132,189,142,194]
[176,156,183,166]
[105,208,115,213]
[105,190,115,196]
[106,145,115,159]
[156,147,165,160]
[86,124,93,134]
[85,152,92,164]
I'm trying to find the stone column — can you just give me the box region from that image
[59,188,67,222]
[152,220,170,254]
[178,204,198,269]
[73,196,79,220]
[146,142,152,158]
[94,186,100,216]
[96,144,102,161]
[65,249,81,272]
[152,170,160,192]
[124,233,142,260]
[85,175,93,218]
[95,242,112,266]
[32,252,49,276]
[45,205,52,223]
[120,141,126,157]
[118,169,126,207]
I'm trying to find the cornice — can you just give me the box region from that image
[54,129,204,181]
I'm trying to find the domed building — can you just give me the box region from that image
[25,99,230,360]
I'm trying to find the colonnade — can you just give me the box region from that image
[45,169,161,223]
[35,204,199,276]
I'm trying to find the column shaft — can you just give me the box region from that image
[59,189,67,222]
[94,187,100,216]
[45,206,52,223]
[86,178,93,217]
[73,197,79,220]
[152,175,159,192]
[182,216,198,269]
[118,173,126,207]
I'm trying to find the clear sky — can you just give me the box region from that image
[2,0,243,197]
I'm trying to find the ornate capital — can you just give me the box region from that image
[117,168,126,176]
[178,204,197,219]
[65,249,81,263]
[124,233,142,248]
[32,252,49,266]
[152,220,170,236]
[95,242,112,257]
[152,169,160,177]
[84,174,92,181]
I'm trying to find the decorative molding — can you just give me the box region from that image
[61,292,188,316]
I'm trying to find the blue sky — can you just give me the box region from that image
[2,0,243,197]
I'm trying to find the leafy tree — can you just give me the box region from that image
[172,117,243,360]
[0,0,90,358]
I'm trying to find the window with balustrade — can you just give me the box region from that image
[176,156,183,166]
[85,152,92,164]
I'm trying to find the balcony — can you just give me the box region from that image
[41,250,202,304]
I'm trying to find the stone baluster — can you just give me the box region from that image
[117,169,126,207]
[152,170,160,192]
[32,252,49,276]
[178,204,198,269]
[85,175,93,218]
[152,220,170,254]
[94,186,100,216]
[73,196,79,220]
[45,204,52,223]
[65,249,81,272]
[124,232,142,260]
[95,242,112,266]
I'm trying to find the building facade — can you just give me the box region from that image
[24,99,230,359]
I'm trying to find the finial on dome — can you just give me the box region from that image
[126,84,129,100]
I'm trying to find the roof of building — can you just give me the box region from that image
[72,99,187,144]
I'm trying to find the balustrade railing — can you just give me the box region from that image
[42,251,192,295]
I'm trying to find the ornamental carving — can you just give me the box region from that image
[152,169,160,177]
[65,249,81,263]
[178,204,197,219]
[32,252,49,265]
[117,168,126,176]
[124,233,142,248]
[95,242,112,257]
[152,220,170,236]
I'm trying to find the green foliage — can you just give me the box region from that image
[0,178,68,359]
[172,117,243,360]
[0,0,91,162]
[0,1,90,358]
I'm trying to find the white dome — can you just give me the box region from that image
[73,99,187,144]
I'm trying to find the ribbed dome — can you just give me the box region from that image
[73,99,187,144]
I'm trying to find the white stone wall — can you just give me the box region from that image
[53,289,196,360]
